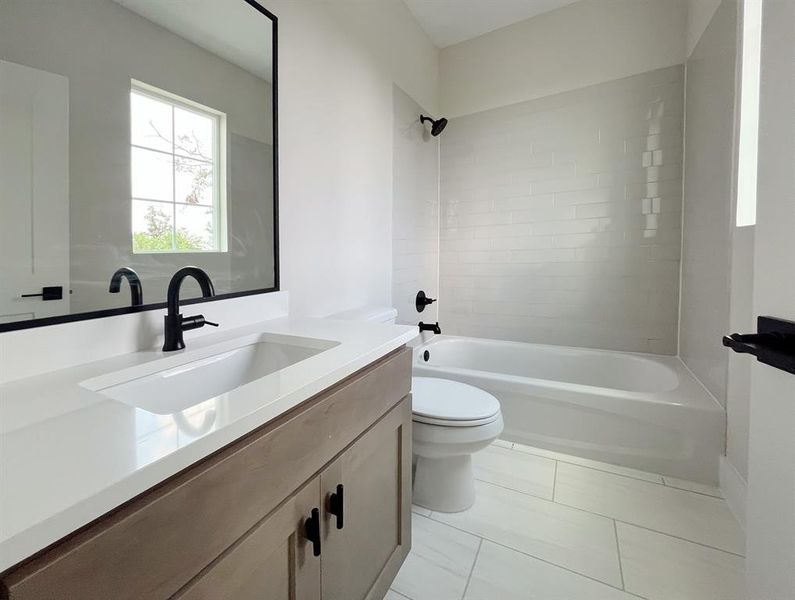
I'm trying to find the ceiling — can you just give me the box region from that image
[403,0,580,48]
[114,0,273,81]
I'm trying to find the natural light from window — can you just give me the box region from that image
[736,0,762,227]
[130,81,227,253]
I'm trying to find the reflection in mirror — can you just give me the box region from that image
[0,0,277,329]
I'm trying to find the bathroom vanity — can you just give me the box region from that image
[0,311,416,599]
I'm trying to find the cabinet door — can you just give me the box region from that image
[320,397,412,600]
[174,478,322,600]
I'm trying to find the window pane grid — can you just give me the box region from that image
[131,84,224,254]
[131,143,213,166]
[132,197,214,208]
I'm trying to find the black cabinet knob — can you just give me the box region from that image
[328,484,344,530]
[304,508,321,557]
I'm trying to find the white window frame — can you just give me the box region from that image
[130,79,228,253]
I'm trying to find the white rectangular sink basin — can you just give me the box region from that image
[83,334,339,415]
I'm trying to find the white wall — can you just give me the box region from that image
[726,226,754,481]
[392,85,439,326]
[263,0,439,317]
[679,0,737,405]
[686,0,723,57]
[439,0,687,118]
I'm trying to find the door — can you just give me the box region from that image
[174,478,322,600]
[0,60,70,323]
[320,398,412,600]
[744,1,795,596]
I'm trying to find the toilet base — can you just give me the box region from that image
[413,454,475,513]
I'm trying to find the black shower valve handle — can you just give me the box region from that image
[416,290,437,313]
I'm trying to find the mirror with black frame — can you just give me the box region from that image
[0,0,278,331]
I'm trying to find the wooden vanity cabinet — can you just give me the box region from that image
[175,398,412,600]
[320,397,412,600]
[175,478,322,600]
[0,347,412,600]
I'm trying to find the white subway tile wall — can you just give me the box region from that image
[392,85,440,325]
[439,65,684,354]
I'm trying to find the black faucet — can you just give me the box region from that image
[419,321,442,335]
[109,267,143,306]
[163,267,218,352]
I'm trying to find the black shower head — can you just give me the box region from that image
[420,114,448,137]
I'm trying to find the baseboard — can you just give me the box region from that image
[720,454,747,531]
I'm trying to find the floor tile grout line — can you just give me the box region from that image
[388,590,413,600]
[428,478,745,559]
[460,537,483,600]
[550,498,747,558]
[490,447,736,550]
[472,476,555,502]
[613,519,626,591]
[468,478,642,531]
[503,441,723,499]
[524,450,665,486]
[552,459,559,502]
[506,441,664,483]
[661,477,723,498]
[566,462,722,500]
[423,517,628,594]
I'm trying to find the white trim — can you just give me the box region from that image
[720,454,748,532]
[676,60,688,358]
[131,79,226,119]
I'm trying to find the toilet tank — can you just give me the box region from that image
[326,306,398,324]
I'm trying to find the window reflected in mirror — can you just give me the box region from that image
[130,82,228,254]
[0,0,277,330]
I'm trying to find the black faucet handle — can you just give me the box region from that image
[181,315,218,331]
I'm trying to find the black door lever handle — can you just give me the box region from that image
[723,316,795,375]
[21,286,63,301]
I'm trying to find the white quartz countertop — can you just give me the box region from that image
[0,317,417,572]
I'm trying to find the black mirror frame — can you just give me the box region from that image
[0,0,279,333]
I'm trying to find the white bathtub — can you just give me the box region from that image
[413,335,725,484]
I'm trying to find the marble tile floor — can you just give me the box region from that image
[388,441,745,600]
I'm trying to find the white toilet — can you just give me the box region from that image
[327,306,504,513]
[411,376,503,512]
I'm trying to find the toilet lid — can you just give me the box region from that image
[411,377,501,424]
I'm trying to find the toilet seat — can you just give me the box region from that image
[413,413,501,427]
[411,377,501,427]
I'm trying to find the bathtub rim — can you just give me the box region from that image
[413,335,724,413]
